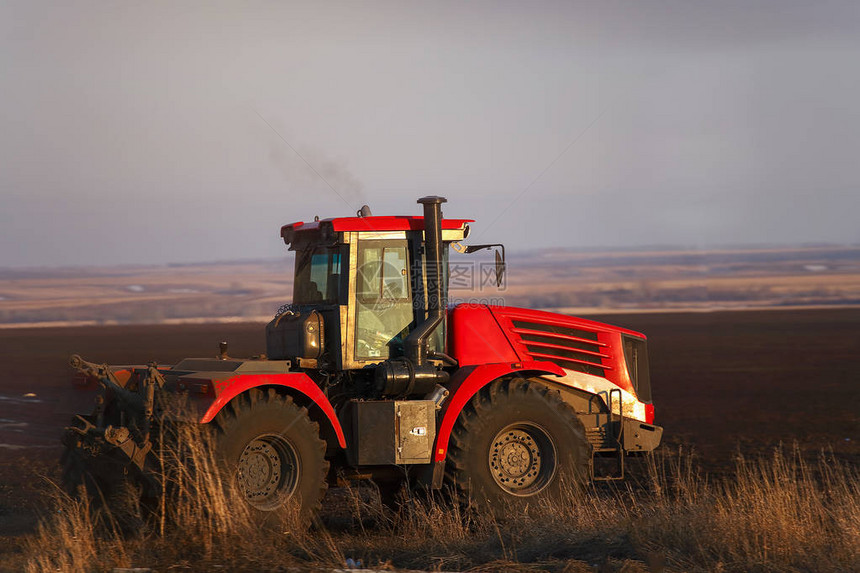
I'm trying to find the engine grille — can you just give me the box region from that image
[511,320,609,376]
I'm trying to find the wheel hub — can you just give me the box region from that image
[240,440,281,493]
[237,435,299,510]
[489,423,556,495]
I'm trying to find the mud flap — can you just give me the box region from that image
[410,460,446,490]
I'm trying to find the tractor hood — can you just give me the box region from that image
[448,304,652,406]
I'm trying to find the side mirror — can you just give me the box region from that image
[460,243,506,288]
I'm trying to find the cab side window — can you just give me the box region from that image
[294,247,343,304]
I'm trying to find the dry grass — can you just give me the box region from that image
[23,437,859,573]
[23,421,342,573]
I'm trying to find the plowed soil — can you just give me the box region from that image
[1,309,858,541]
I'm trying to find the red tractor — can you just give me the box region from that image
[64,196,662,519]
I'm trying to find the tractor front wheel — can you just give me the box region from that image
[444,378,590,513]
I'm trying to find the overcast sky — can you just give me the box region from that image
[1,1,859,267]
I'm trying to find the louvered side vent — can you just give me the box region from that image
[511,320,609,376]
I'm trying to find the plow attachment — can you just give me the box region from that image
[62,354,170,498]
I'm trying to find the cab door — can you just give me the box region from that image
[351,238,414,362]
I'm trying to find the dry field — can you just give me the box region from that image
[0,309,858,572]
[0,260,292,326]
[1,246,859,327]
[492,245,860,313]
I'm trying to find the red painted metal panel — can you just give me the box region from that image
[329,216,472,232]
[282,216,472,235]
[520,339,610,359]
[433,361,566,462]
[199,372,346,448]
[447,304,522,366]
[527,351,616,371]
[490,306,646,340]
[509,327,610,347]
[645,403,655,425]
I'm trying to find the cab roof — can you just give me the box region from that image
[281,215,473,236]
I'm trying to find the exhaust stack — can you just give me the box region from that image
[405,196,446,367]
[376,196,450,396]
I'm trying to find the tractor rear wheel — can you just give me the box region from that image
[214,389,328,525]
[444,378,590,513]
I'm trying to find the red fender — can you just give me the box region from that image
[433,361,564,462]
[199,372,346,448]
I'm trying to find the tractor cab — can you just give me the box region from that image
[266,197,473,373]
